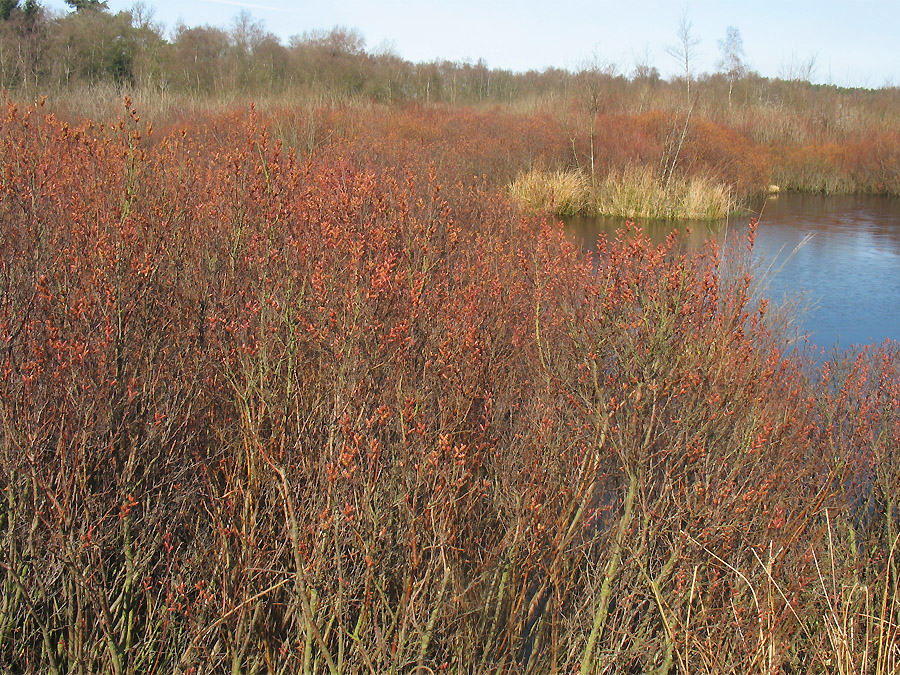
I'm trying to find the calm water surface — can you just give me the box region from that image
[565,193,900,349]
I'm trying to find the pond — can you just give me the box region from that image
[564,193,900,350]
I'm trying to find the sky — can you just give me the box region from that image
[40,0,900,88]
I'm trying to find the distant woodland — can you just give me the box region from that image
[1,0,898,106]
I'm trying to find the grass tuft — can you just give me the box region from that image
[508,166,589,215]
[509,165,736,220]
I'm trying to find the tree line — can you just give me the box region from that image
[0,0,896,113]
[0,0,559,101]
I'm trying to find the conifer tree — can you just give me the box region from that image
[64,0,108,12]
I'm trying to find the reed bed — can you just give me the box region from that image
[509,165,736,220]
[507,167,589,215]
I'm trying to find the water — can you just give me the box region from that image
[564,193,900,349]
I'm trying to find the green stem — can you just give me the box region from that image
[579,470,637,675]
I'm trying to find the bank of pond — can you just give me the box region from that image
[565,191,900,349]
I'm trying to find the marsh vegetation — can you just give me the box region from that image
[0,3,899,673]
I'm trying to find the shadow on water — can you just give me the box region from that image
[562,193,900,350]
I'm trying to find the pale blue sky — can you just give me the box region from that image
[42,0,900,87]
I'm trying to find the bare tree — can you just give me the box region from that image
[666,11,700,99]
[573,54,618,189]
[717,26,746,107]
[631,47,659,83]
[631,47,660,113]
[779,51,818,83]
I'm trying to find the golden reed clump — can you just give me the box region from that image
[509,165,736,220]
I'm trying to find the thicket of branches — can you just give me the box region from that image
[1,95,898,675]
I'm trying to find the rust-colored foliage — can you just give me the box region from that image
[562,109,769,203]
[774,132,900,194]
[0,97,897,674]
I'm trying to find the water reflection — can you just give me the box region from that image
[563,193,900,348]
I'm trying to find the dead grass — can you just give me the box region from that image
[508,166,589,215]
[509,165,736,220]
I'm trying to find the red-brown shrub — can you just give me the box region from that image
[0,97,896,674]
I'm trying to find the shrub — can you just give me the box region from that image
[0,96,897,674]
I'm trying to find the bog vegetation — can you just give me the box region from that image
[0,2,899,674]
[2,0,900,216]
